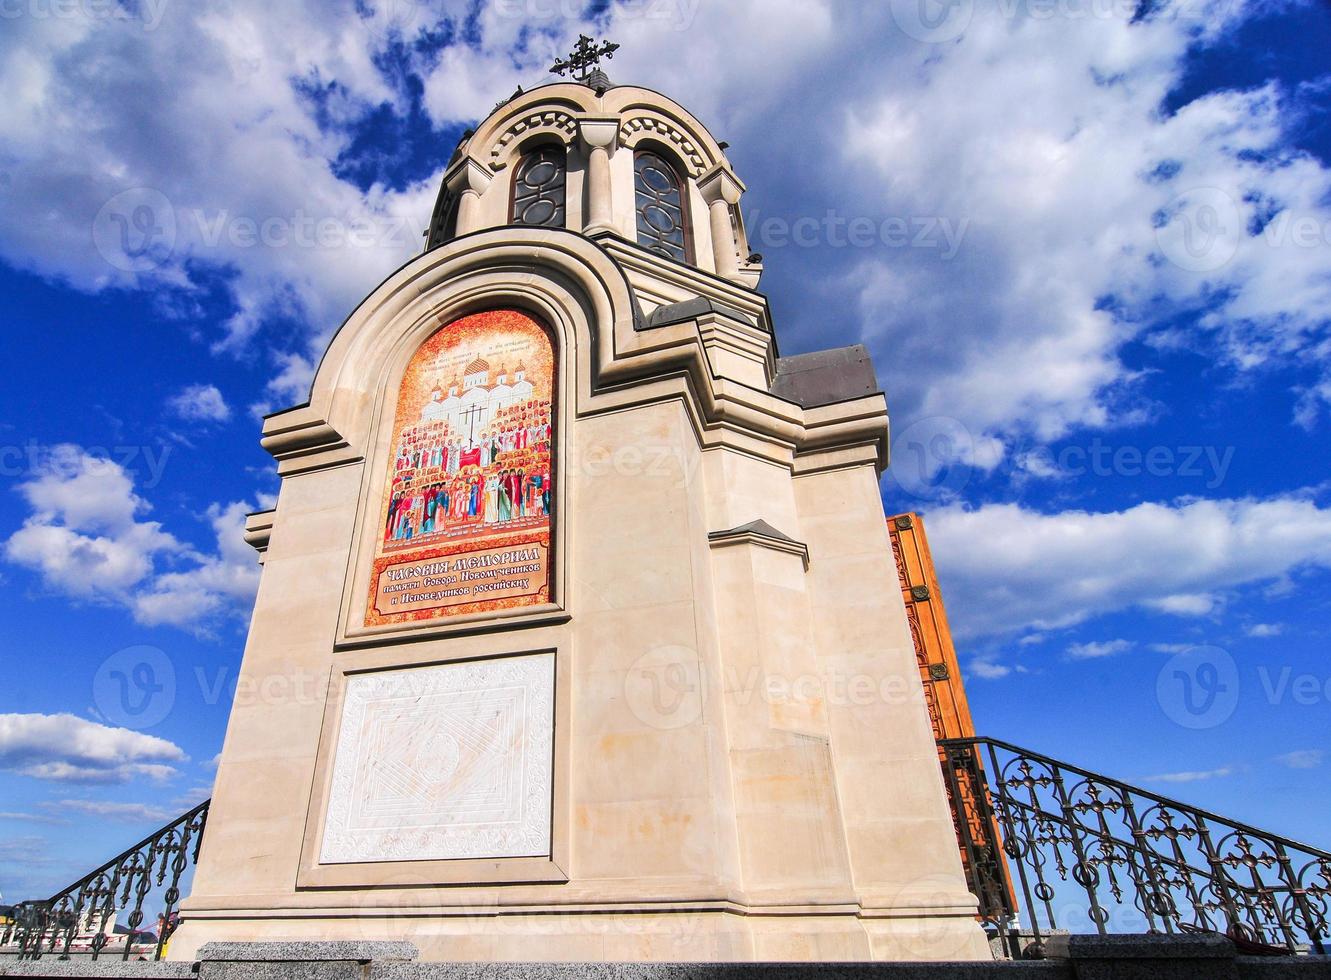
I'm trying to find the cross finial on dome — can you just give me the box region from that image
[550,34,619,85]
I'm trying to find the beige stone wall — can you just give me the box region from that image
[171,153,987,960]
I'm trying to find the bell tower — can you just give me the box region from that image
[173,41,990,963]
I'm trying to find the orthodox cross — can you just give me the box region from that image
[460,404,487,447]
[549,35,619,83]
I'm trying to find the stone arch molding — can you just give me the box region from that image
[617,112,709,177]
[260,228,639,477]
[488,109,578,171]
[466,84,727,179]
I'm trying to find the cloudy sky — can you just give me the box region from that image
[1,0,1329,901]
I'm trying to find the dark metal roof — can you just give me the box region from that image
[708,519,801,544]
[643,296,756,331]
[770,343,882,408]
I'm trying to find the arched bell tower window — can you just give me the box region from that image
[510,144,567,228]
[425,187,460,250]
[634,149,690,263]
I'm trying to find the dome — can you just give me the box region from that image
[464,357,490,376]
[419,51,757,288]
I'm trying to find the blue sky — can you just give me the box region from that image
[1,0,1330,903]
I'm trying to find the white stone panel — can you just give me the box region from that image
[320,653,554,864]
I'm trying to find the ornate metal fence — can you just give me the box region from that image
[4,800,209,962]
[939,738,1330,958]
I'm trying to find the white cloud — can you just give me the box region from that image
[925,492,1331,639]
[1275,749,1324,770]
[1247,622,1284,638]
[3,446,262,633]
[400,1,1331,449]
[3,446,179,599]
[249,351,317,420]
[420,0,836,131]
[969,659,1013,680]
[0,1,433,385]
[1150,643,1196,654]
[0,713,185,785]
[46,799,173,823]
[1143,766,1234,784]
[132,501,261,630]
[168,384,231,423]
[1144,593,1220,616]
[18,761,178,783]
[0,811,67,824]
[1067,639,1133,660]
[171,784,213,810]
[0,0,1325,447]
[12,445,157,533]
[836,6,1331,444]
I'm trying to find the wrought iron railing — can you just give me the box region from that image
[6,740,1330,962]
[2,799,209,962]
[939,737,1330,959]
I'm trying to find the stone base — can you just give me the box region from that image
[4,936,1331,979]
[165,909,991,964]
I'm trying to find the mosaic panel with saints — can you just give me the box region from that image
[366,308,555,625]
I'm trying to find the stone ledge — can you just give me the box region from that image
[0,962,196,978]
[1043,933,1236,959]
[1238,960,1331,976]
[2,941,1328,980]
[373,967,1068,979]
[197,941,418,963]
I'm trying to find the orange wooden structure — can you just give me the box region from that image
[887,512,976,743]
[888,512,1015,921]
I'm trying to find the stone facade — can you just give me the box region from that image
[170,79,990,963]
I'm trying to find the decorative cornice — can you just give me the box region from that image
[576,114,619,150]
[243,509,276,562]
[708,519,810,569]
[259,411,355,477]
[444,156,493,194]
[697,164,746,206]
[261,228,888,478]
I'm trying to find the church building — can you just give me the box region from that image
[170,39,990,963]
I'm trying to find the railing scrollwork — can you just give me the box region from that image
[4,800,209,962]
[940,738,1329,958]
